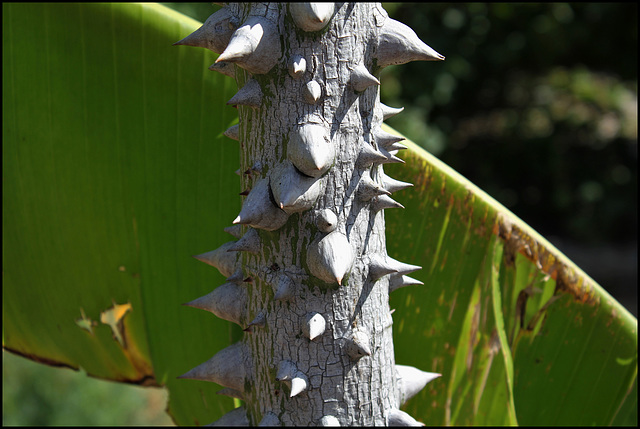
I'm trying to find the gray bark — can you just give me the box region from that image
[177,2,444,426]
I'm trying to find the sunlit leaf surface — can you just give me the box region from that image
[3,3,239,425]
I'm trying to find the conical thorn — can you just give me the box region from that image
[351,64,380,92]
[183,282,247,326]
[382,173,413,194]
[358,173,392,202]
[192,241,240,277]
[346,330,371,361]
[389,274,423,293]
[377,18,445,68]
[288,54,307,79]
[380,103,404,120]
[227,227,261,254]
[303,80,322,104]
[371,194,404,213]
[306,231,355,285]
[258,412,280,426]
[173,8,239,54]
[224,124,239,141]
[209,61,236,78]
[387,408,424,426]
[216,387,244,400]
[178,342,247,392]
[210,406,250,426]
[227,78,262,109]
[357,142,388,168]
[216,15,281,75]
[396,364,441,406]
[289,3,335,32]
[232,177,289,231]
[302,312,326,341]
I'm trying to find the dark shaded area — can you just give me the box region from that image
[380,3,637,315]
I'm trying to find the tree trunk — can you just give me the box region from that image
[175,3,444,426]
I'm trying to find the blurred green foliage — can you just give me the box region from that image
[2,351,173,426]
[380,3,637,247]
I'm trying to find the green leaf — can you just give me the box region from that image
[3,3,239,425]
[385,136,637,426]
[3,3,636,426]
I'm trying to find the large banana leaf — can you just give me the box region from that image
[3,3,239,425]
[385,140,637,425]
[3,3,636,426]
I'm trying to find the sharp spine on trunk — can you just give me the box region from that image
[371,194,405,213]
[380,103,404,120]
[244,310,267,332]
[211,406,250,426]
[318,415,341,426]
[183,281,247,326]
[223,224,243,239]
[357,142,389,168]
[368,254,399,281]
[173,8,239,53]
[381,173,413,194]
[386,408,424,427]
[396,364,441,406]
[276,360,309,397]
[369,254,422,280]
[217,387,244,400]
[216,15,281,75]
[303,80,322,104]
[358,172,392,202]
[369,254,420,282]
[386,256,421,275]
[346,330,372,361]
[192,241,240,277]
[258,412,281,426]
[227,227,261,254]
[378,145,405,164]
[385,141,408,152]
[178,342,247,393]
[376,18,445,68]
[270,161,324,214]
[288,121,335,178]
[389,274,424,293]
[306,231,355,285]
[227,78,262,109]
[233,177,289,231]
[227,268,245,285]
[224,124,239,141]
[288,54,307,79]
[302,311,326,341]
[315,209,338,233]
[289,3,335,32]
[374,128,406,149]
[350,64,380,92]
[209,61,236,78]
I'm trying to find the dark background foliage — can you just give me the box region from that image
[4,3,637,426]
[379,3,637,316]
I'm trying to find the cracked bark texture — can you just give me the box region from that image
[177,2,444,426]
